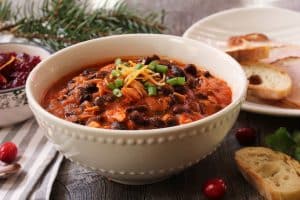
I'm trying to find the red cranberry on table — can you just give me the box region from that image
[235,127,257,146]
[0,142,18,164]
[202,178,227,199]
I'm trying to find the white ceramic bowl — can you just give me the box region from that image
[26,34,247,185]
[0,43,50,127]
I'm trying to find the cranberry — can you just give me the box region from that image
[0,52,41,90]
[235,127,256,146]
[202,178,227,199]
[0,142,18,163]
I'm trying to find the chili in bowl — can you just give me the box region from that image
[43,56,232,130]
[26,34,247,184]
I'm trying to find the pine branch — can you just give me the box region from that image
[0,0,166,51]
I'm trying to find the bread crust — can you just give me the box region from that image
[235,147,300,200]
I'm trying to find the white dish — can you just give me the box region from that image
[183,6,300,116]
[26,34,247,185]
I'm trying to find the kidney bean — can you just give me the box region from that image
[160,85,174,95]
[173,105,189,114]
[94,94,115,106]
[203,71,212,78]
[170,65,186,77]
[173,85,186,94]
[165,117,178,127]
[184,64,197,76]
[149,117,165,128]
[128,111,147,125]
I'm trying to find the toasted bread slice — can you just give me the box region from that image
[241,62,292,100]
[271,57,300,108]
[227,46,270,62]
[228,33,270,47]
[235,147,300,200]
[226,33,271,62]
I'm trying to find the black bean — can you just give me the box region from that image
[79,93,91,103]
[128,111,148,125]
[170,65,186,77]
[172,105,189,114]
[160,85,174,95]
[126,105,148,113]
[94,94,115,106]
[85,83,98,93]
[203,71,212,78]
[173,85,186,94]
[165,117,178,127]
[184,64,197,76]
[111,122,127,130]
[143,55,160,64]
[149,117,165,128]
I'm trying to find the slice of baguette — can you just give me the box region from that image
[226,33,271,62]
[241,62,292,100]
[227,46,270,62]
[235,147,300,200]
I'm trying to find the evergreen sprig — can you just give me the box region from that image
[0,0,165,51]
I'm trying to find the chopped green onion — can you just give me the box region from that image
[115,58,122,65]
[155,64,168,74]
[107,82,115,90]
[135,63,144,70]
[148,60,158,71]
[111,69,121,77]
[113,88,122,97]
[166,77,186,86]
[148,86,157,96]
[144,82,154,87]
[114,78,123,88]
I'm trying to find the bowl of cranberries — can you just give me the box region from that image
[0,43,50,126]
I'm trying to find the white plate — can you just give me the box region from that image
[183,6,300,116]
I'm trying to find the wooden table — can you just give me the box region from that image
[51,0,300,199]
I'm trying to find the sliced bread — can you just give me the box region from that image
[235,147,300,200]
[227,46,270,62]
[271,57,300,108]
[241,62,292,100]
[226,33,271,62]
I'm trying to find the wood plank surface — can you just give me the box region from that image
[51,0,300,199]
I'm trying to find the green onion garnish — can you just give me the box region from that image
[113,88,122,97]
[111,69,121,77]
[144,82,154,87]
[148,86,157,96]
[166,77,186,86]
[114,78,123,88]
[155,64,168,74]
[115,58,122,65]
[135,63,144,70]
[108,82,116,90]
[148,60,158,71]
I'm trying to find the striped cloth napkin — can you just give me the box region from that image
[0,118,63,200]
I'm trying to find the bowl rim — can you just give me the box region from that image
[0,42,52,94]
[26,34,247,136]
